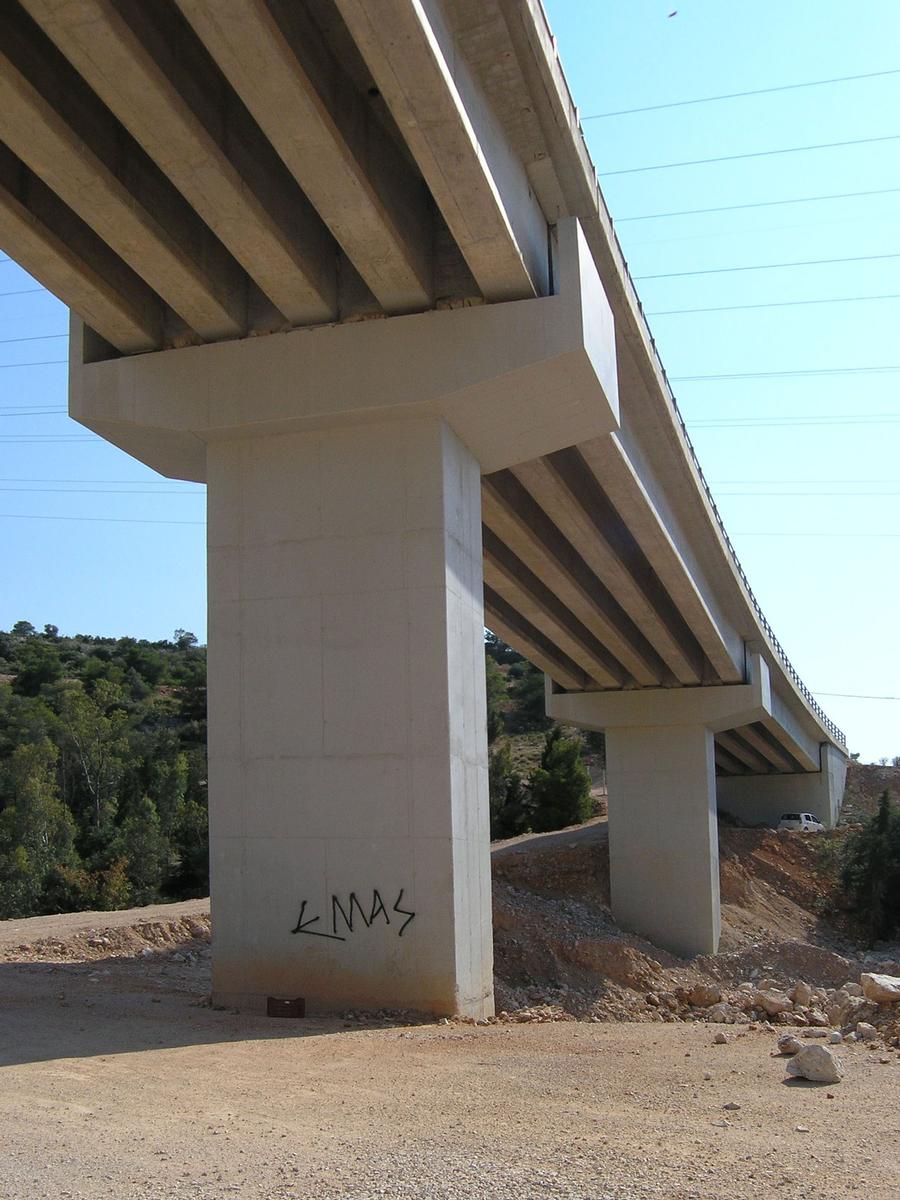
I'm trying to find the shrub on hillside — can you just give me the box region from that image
[840,789,900,942]
[528,726,592,833]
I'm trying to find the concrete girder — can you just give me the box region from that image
[22,0,337,326]
[715,731,776,776]
[0,180,160,354]
[0,43,244,343]
[576,434,743,684]
[483,587,591,692]
[734,722,803,775]
[481,473,667,687]
[511,454,706,685]
[334,0,548,302]
[174,0,434,315]
[714,742,749,776]
[482,526,626,689]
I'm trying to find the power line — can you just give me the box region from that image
[732,531,900,537]
[603,132,900,176]
[0,476,195,485]
[715,490,900,496]
[0,332,65,346]
[0,435,96,442]
[615,185,900,222]
[0,486,203,495]
[0,513,203,526]
[583,67,900,119]
[635,251,900,281]
[813,691,900,700]
[0,409,66,418]
[672,366,900,381]
[0,359,66,369]
[0,287,49,298]
[650,292,900,315]
[708,478,900,484]
[689,413,900,427]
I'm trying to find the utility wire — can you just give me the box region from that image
[0,287,50,298]
[650,292,900,315]
[813,691,900,700]
[732,531,900,537]
[0,486,203,495]
[603,132,900,176]
[615,185,900,222]
[635,250,900,281]
[583,67,900,119]
[0,359,66,369]
[0,512,203,526]
[0,332,66,345]
[672,365,900,381]
[715,490,900,496]
[0,476,193,485]
[689,413,900,427]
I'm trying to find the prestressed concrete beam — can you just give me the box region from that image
[482,472,667,687]
[737,722,803,774]
[512,453,706,685]
[334,0,548,302]
[483,586,590,692]
[715,730,775,776]
[482,525,626,688]
[576,433,742,684]
[0,181,160,354]
[175,0,433,314]
[0,38,243,342]
[22,0,336,326]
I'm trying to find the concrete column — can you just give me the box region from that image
[605,724,720,956]
[206,416,493,1017]
[547,652,776,958]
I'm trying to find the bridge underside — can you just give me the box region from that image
[0,0,847,1010]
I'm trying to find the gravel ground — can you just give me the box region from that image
[1,938,899,1200]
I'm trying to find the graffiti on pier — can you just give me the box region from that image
[291,889,416,942]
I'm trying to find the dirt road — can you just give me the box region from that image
[1,925,898,1200]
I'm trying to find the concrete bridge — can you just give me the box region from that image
[0,0,846,1016]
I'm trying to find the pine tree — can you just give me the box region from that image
[528,726,592,833]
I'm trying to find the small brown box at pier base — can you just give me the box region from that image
[267,996,306,1018]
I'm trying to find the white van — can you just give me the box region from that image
[777,812,825,833]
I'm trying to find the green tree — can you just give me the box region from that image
[841,790,900,942]
[488,739,530,839]
[506,661,552,733]
[527,725,592,833]
[0,739,77,916]
[57,681,129,833]
[115,796,170,905]
[11,639,63,697]
[485,655,507,743]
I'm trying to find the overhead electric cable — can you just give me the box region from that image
[603,132,900,176]
[650,292,900,315]
[0,332,66,345]
[582,67,900,119]
[615,186,900,221]
[732,531,900,537]
[0,476,194,485]
[0,513,203,526]
[672,366,900,381]
[812,691,900,700]
[635,251,900,280]
[0,359,67,369]
[689,413,900,427]
[0,486,203,495]
[0,287,49,298]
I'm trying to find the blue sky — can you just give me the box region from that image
[1,0,898,761]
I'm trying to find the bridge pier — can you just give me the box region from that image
[206,417,494,1016]
[69,218,620,1014]
[547,653,774,958]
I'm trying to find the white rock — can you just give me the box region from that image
[790,981,813,1007]
[777,1034,803,1055]
[785,1045,844,1084]
[860,973,900,1003]
[755,989,793,1016]
[856,1021,878,1042]
[828,1031,843,1044]
[690,982,722,1007]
